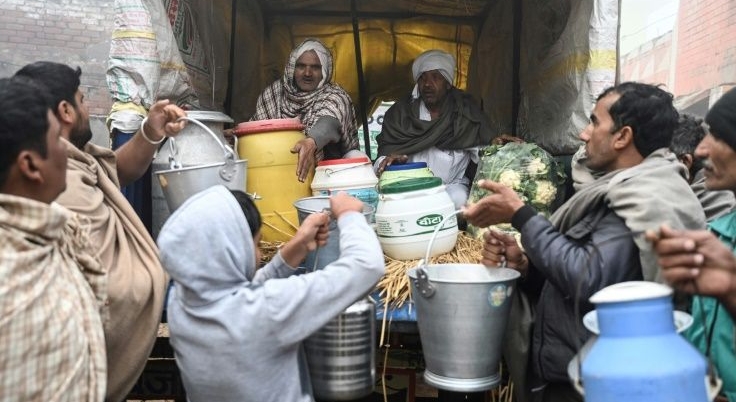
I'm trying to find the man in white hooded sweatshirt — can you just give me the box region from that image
[157,186,384,402]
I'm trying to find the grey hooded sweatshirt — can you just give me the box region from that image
[157,185,384,402]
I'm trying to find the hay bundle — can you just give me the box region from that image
[376,232,484,309]
[259,241,284,265]
[259,232,484,307]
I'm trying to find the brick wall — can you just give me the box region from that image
[0,0,115,117]
[620,32,674,89]
[675,0,736,96]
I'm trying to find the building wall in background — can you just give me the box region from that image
[0,0,115,116]
[0,0,115,146]
[619,0,736,115]
[620,32,673,89]
[675,0,736,96]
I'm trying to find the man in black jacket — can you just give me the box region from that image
[463,82,705,402]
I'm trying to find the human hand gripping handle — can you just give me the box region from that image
[291,137,317,183]
[141,99,188,143]
[481,229,528,276]
[280,212,330,268]
[462,180,525,228]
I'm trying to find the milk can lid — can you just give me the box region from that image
[380,177,443,194]
[233,118,305,136]
[186,110,235,124]
[385,162,428,171]
[318,157,370,166]
[589,281,673,304]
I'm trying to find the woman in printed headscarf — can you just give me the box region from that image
[375,49,496,209]
[252,38,361,182]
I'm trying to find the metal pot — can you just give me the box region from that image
[151,111,236,237]
[154,117,246,213]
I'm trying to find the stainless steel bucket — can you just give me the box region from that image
[151,111,235,237]
[293,196,374,271]
[407,213,520,392]
[303,297,376,401]
[155,117,247,212]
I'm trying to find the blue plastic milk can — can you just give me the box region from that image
[578,281,721,402]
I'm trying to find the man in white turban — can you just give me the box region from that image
[252,38,362,182]
[375,49,496,208]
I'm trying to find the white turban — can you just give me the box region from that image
[411,49,456,85]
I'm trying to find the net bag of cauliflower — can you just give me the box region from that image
[467,142,566,244]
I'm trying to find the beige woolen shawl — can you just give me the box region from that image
[0,195,106,402]
[560,148,706,282]
[56,138,167,402]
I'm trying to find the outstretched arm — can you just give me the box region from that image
[115,100,187,187]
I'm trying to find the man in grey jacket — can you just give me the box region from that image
[157,187,384,402]
[464,82,705,402]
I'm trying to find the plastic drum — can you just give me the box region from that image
[311,157,379,218]
[375,177,458,260]
[234,118,312,241]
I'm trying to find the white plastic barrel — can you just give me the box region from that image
[311,157,379,218]
[375,177,458,260]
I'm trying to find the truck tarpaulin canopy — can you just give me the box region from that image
[124,0,619,156]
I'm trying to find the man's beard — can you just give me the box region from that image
[69,124,93,149]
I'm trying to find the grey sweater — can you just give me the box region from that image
[157,185,384,402]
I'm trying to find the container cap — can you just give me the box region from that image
[589,281,673,305]
[317,157,370,166]
[186,110,235,124]
[385,161,428,171]
[233,118,305,136]
[380,176,443,194]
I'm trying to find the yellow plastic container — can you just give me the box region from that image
[234,118,313,241]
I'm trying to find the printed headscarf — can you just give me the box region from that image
[251,38,359,160]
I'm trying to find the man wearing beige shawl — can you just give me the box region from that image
[15,62,187,402]
[0,76,107,401]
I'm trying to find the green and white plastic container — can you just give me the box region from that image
[375,177,458,260]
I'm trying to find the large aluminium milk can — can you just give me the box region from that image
[151,110,234,238]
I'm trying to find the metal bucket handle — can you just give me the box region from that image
[412,209,463,299]
[168,116,240,183]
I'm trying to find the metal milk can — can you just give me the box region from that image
[303,296,376,401]
[151,110,234,238]
[577,281,721,402]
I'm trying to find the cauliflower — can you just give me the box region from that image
[533,180,557,205]
[527,158,548,175]
[498,170,522,190]
[468,142,567,238]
